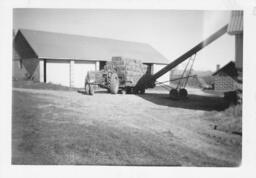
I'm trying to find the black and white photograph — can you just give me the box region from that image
[11,8,244,167]
[1,0,256,177]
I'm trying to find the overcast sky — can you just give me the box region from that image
[13,9,234,71]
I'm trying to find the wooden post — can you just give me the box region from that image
[39,59,44,82]
[96,61,100,71]
[70,60,75,87]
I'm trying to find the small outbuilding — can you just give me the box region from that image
[212,11,243,93]
[13,29,169,88]
[212,61,241,92]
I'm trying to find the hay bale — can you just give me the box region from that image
[107,56,146,85]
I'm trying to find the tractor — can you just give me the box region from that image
[84,57,149,95]
[84,25,233,101]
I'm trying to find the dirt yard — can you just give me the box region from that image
[12,81,242,166]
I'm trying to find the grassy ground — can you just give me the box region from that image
[203,105,242,135]
[13,80,76,91]
[12,81,242,166]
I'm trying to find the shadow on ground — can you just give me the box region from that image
[77,90,109,95]
[137,93,230,111]
[77,87,229,111]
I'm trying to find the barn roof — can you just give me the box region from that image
[16,29,169,64]
[227,11,243,35]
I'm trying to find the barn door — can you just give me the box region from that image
[46,60,70,87]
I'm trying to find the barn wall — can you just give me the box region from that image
[14,31,37,59]
[13,60,27,80]
[214,76,235,92]
[13,58,40,81]
[13,31,39,81]
[22,58,40,81]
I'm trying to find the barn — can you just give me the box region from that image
[13,29,169,88]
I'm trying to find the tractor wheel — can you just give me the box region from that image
[179,88,188,99]
[85,83,90,95]
[169,89,179,99]
[109,73,119,94]
[89,84,94,95]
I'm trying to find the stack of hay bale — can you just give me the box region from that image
[104,57,147,86]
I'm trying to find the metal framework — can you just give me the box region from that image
[142,24,228,89]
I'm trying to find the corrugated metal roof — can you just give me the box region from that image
[227,11,243,35]
[17,29,169,64]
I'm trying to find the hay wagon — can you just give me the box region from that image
[85,24,232,100]
[84,57,149,95]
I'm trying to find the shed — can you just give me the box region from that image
[212,61,241,92]
[13,29,169,88]
[212,11,243,93]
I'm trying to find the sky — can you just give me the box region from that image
[13,9,234,71]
